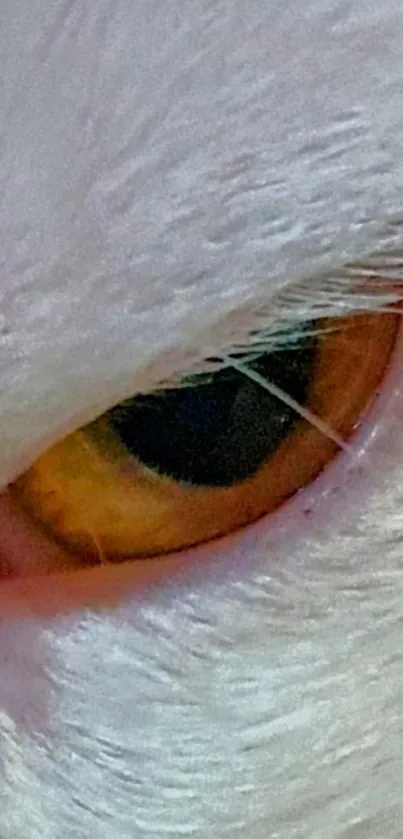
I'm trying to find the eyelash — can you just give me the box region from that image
[152,271,402,392]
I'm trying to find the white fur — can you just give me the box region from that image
[1,0,403,836]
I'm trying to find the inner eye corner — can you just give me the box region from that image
[6,304,401,583]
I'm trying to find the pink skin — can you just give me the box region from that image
[3,2,403,837]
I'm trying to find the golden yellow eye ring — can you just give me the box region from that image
[12,311,399,565]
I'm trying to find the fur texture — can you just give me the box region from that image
[1,1,403,836]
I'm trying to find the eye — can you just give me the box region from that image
[10,309,399,569]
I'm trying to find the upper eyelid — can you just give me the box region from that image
[157,267,403,389]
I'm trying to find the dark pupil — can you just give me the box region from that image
[109,336,316,487]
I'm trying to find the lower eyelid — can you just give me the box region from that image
[0,313,402,617]
[0,489,213,617]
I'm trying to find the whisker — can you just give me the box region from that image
[221,355,354,454]
[87,528,108,565]
[358,304,403,315]
[74,433,110,564]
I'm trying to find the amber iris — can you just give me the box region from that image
[12,312,399,567]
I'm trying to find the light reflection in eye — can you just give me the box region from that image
[9,310,399,572]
